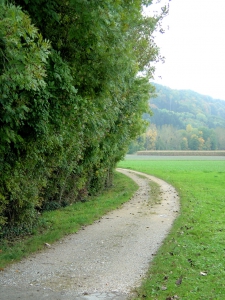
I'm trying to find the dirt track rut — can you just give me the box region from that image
[0,169,179,300]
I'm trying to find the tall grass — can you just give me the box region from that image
[118,159,225,299]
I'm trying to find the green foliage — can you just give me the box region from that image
[0,4,50,229]
[148,83,225,129]
[129,83,225,153]
[0,1,162,233]
[129,124,222,153]
[0,4,50,146]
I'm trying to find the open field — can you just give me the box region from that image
[118,158,225,299]
[1,157,225,299]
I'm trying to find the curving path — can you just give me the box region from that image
[0,169,179,300]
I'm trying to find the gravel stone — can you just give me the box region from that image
[0,169,179,299]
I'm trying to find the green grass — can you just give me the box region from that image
[148,180,161,205]
[0,172,138,269]
[1,159,225,299]
[118,159,225,300]
[136,174,161,205]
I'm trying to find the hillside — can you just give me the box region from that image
[145,83,225,129]
[128,84,225,153]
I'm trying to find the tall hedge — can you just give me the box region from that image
[0,0,164,234]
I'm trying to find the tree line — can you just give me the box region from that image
[128,83,225,153]
[129,124,225,153]
[0,0,165,235]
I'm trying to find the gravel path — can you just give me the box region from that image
[0,169,179,300]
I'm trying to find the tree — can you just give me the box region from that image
[189,134,200,150]
[0,0,165,231]
[215,128,225,150]
[180,137,188,150]
[155,125,181,150]
[145,125,157,150]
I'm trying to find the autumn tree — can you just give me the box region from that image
[145,125,158,150]
[180,137,188,150]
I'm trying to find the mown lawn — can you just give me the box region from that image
[118,158,225,300]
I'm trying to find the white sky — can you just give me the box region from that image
[149,0,225,100]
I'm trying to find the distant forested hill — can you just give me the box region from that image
[128,83,225,153]
[145,83,225,129]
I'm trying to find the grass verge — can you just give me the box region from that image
[0,172,138,269]
[118,159,225,300]
[148,180,161,206]
[135,173,161,205]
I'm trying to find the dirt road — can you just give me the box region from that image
[0,169,179,300]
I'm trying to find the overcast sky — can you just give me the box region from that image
[149,0,225,100]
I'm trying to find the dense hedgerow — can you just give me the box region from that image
[0,0,165,235]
